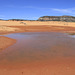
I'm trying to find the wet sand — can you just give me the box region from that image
[0,21,75,75]
[0,58,75,75]
[10,25,75,33]
[1,25,75,35]
[0,21,75,35]
[0,36,16,51]
[0,32,75,75]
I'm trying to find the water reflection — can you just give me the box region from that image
[0,32,75,68]
[70,35,75,38]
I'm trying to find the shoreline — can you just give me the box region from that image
[0,36,16,51]
[0,25,75,35]
[0,21,75,75]
[0,20,75,35]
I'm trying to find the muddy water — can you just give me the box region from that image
[0,32,75,74]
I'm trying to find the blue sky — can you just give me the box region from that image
[0,0,75,20]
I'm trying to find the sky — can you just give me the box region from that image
[0,0,75,20]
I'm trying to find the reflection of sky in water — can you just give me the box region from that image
[5,32,52,39]
[0,32,75,66]
[5,32,35,39]
[70,35,75,38]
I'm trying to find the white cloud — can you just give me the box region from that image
[51,8,75,15]
[20,6,75,15]
[2,5,75,16]
[6,5,51,9]
[52,9,71,13]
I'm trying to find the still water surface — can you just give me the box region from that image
[0,32,75,68]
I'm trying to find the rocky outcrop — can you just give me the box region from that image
[38,16,75,22]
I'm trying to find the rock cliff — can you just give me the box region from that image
[38,16,75,22]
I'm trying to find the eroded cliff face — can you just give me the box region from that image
[38,16,75,22]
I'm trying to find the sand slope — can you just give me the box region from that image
[0,36,16,50]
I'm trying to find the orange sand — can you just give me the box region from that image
[0,21,75,34]
[0,58,75,75]
[0,21,75,75]
[0,36,16,50]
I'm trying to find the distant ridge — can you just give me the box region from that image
[38,15,75,22]
[8,19,36,21]
[0,15,75,22]
[0,19,3,20]
[8,19,26,21]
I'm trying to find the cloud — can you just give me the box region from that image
[52,8,75,15]
[52,9,71,13]
[19,6,75,15]
[5,5,74,12]
[6,5,51,9]
[3,4,75,16]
